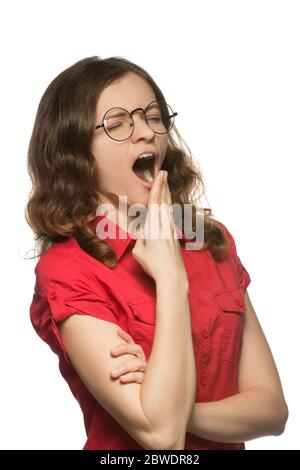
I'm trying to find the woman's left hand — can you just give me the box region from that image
[110,328,147,384]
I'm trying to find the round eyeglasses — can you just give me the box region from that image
[94,100,177,141]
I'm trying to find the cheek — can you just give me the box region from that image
[159,138,168,165]
[93,145,121,185]
[97,158,135,201]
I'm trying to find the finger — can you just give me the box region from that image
[165,172,172,206]
[159,172,167,239]
[111,343,146,361]
[163,171,173,212]
[119,372,145,384]
[160,172,174,239]
[151,171,168,239]
[117,328,135,344]
[163,173,177,238]
[147,198,160,240]
[148,170,165,205]
[110,357,146,378]
[160,171,167,205]
[144,172,164,240]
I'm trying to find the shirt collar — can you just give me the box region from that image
[90,213,134,261]
[90,212,191,261]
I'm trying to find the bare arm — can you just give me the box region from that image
[59,276,195,449]
[186,289,289,442]
[141,276,196,448]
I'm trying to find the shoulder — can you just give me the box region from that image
[31,238,116,323]
[34,238,103,297]
[35,239,79,281]
[210,217,237,254]
[212,217,251,290]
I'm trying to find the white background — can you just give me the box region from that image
[0,0,299,450]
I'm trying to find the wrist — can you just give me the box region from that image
[156,273,189,292]
[186,403,197,434]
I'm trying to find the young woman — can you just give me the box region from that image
[27,56,288,450]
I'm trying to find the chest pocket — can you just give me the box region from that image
[127,299,156,359]
[214,287,246,366]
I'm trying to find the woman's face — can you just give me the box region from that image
[91,72,168,213]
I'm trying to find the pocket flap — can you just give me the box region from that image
[215,287,245,313]
[128,299,156,325]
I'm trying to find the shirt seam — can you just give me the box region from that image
[38,252,112,305]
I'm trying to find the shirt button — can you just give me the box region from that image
[201,379,207,386]
[49,292,57,301]
[202,331,209,339]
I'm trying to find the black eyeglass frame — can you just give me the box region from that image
[94,99,178,141]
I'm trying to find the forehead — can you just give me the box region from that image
[96,72,157,120]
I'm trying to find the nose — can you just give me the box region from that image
[130,110,155,141]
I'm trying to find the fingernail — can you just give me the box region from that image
[111,368,120,375]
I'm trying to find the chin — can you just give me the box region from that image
[128,193,149,208]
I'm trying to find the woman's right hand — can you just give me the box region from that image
[132,170,189,285]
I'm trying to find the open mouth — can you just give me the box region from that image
[132,154,157,185]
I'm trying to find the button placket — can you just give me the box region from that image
[198,327,211,396]
[201,330,210,364]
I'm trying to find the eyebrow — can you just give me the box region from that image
[102,101,160,120]
[105,110,127,119]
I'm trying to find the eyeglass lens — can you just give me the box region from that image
[103,101,175,141]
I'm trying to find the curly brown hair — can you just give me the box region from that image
[25,55,230,268]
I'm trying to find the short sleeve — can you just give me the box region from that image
[30,253,119,364]
[235,254,251,291]
[216,220,251,291]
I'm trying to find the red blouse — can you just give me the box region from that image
[30,213,251,450]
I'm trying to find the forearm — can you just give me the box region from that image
[140,276,196,447]
[187,387,288,443]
